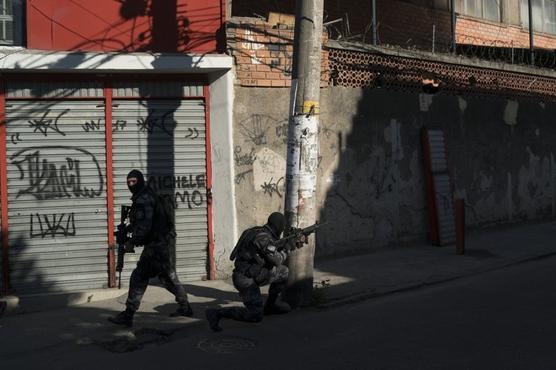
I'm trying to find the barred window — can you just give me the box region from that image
[0,0,24,46]
[521,0,556,34]
[459,0,502,22]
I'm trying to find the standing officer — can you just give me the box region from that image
[205,212,305,332]
[108,169,193,327]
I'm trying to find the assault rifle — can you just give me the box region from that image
[229,221,327,262]
[276,222,327,252]
[114,205,132,289]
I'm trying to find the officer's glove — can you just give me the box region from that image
[124,240,135,253]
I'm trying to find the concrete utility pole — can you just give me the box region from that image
[284,0,324,308]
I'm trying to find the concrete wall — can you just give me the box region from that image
[233,85,556,258]
[233,88,290,232]
[209,70,237,279]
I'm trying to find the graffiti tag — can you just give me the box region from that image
[82,119,102,132]
[30,212,76,239]
[235,169,253,185]
[137,110,175,137]
[10,146,104,200]
[28,109,69,137]
[261,177,284,198]
[234,146,257,166]
[185,128,199,139]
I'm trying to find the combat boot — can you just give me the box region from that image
[205,308,223,332]
[108,308,134,327]
[264,295,291,315]
[170,304,194,317]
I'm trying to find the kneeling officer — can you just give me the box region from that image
[205,212,306,332]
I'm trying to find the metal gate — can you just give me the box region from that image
[112,99,209,284]
[5,100,108,293]
[0,183,3,294]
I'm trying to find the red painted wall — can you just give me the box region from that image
[27,0,225,53]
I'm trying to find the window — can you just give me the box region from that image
[521,0,556,34]
[0,0,24,46]
[459,0,502,22]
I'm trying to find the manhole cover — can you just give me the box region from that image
[197,336,257,354]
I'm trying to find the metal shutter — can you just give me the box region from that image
[112,99,208,285]
[6,101,108,293]
[0,184,3,294]
[423,129,456,246]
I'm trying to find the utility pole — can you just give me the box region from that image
[284,0,324,308]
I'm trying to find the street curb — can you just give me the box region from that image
[316,251,556,309]
[0,289,126,316]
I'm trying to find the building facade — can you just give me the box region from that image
[227,1,556,258]
[3,0,556,297]
[0,0,236,296]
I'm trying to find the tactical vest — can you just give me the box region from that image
[230,226,269,281]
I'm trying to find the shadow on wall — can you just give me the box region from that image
[376,1,453,52]
[142,83,180,269]
[231,0,371,40]
[4,234,74,311]
[1,2,213,301]
[26,0,222,53]
[231,0,451,47]
[317,88,428,258]
[317,87,556,258]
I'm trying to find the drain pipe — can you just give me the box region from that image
[528,0,535,65]
[371,0,377,45]
[450,0,456,52]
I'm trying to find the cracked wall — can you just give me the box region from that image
[233,85,556,259]
[233,88,290,235]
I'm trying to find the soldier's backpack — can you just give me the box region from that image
[155,192,177,238]
[230,226,265,261]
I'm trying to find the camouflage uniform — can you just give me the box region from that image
[125,186,191,313]
[213,225,291,324]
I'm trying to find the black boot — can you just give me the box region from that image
[108,309,134,327]
[264,294,291,315]
[205,308,223,332]
[170,303,193,317]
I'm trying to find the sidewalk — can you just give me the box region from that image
[1,221,555,356]
[313,221,556,307]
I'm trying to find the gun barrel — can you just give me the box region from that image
[301,222,327,234]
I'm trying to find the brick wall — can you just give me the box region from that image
[456,16,556,49]
[228,1,556,87]
[227,20,329,87]
[377,1,453,51]
[233,0,556,51]
[232,1,452,52]
[232,0,371,37]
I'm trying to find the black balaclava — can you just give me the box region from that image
[127,169,145,195]
[266,212,286,238]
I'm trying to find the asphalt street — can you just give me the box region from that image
[4,255,556,370]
